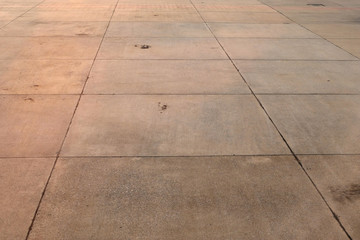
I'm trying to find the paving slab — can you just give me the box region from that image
[18,10,113,21]
[235,60,360,94]
[0,37,102,59]
[0,21,108,37]
[106,22,212,38]
[282,11,360,23]
[28,156,347,240]
[0,158,54,240]
[0,10,25,21]
[195,4,276,12]
[328,38,360,58]
[0,60,92,94]
[258,95,360,154]
[115,4,197,12]
[61,95,289,156]
[85,60,250,94]
[208,23,318,38]
[0,95,78,157]
[261,0,339,6]
[200,11,291,23]
[97,37,227,59]
[304,23,360,38]
[218,38,357,60]
[36,3,116,12]
[192,0,262,5]
[300,155,360,240]
[112,11,203,22]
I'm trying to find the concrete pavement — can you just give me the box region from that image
[0,0,359,239]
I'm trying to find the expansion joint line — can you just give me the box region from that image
[188,0,353,239]
[24,0,122,239]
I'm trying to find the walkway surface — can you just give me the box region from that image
[1,0,360,239]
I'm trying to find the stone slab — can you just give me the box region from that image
[208,23,318,38]
[0,21,108,37]
[0,95,78,157]
[235,60,360,94]
[85,60,250,94]
[282,11,360,23]
[195,4,276,12]
[200,11,291,23]
[304,23,360,38]
[258,95,360,154]
[106,22,212,38]
[300,155,360,240]
[112,11,203,22]
[61,95,289,156]
[0,37,102,59]
[18,10,113,21]
[97,37,227,59]
[328,38,360,58]
[218,38,357,60]
[0,60,92,94]
[28,156,347,240]
[0,158,54,240]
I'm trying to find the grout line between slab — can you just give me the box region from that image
[23,0,122,238]
[254,1,355,239]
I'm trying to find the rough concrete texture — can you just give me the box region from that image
[1,0,359,239]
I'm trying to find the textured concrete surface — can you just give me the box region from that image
[1,0,359,239]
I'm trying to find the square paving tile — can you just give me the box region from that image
[282,11,360,23]
[0,37,102,59]
[106,22,212,38]
[300,155,360,240]
[0,158,54,240]
[0,60,92,94]
[235,60,360,94]
[0,95,78,157]
[218,38,357,60]
[61,95,289,156]
[85,60,250,94]
[208,23,318,38]
[200,11,292,23]
[304,24,360,38]
[115,4,196,12]
[28,156,347,240]
[18,10,113,21]
[111,11,203,22]
[97,38,227,59]
[328,38,360,58]
[195,4,276,12]
[0,10,25,21]
[258,95,360,154]
[0,21,108,37]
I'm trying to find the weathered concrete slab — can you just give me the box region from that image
[258,95,360,154]
[98,38,227,59]
[328,38,360,58]
[282,11,360,23]
[300,155,360,239]
[112,11,203,22]
[106,22,212,38]
[0,21,108,37]
[218,38,357,60]
[234,60,360,94]
[85,60,250,94]
[195,4,276,12]
[0,95,78,157]
[0,158,54,240]
[115,4,197,12]
[18,10,113,21]
[0,37,102,60]
[200,12,291,23]
[208,23,318,38]
[61,95,289,156]
[28,156,348,240]
[0,60,92,94]
[304,23,360,38]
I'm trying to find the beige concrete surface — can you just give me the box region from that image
[0,158,54,240]
[1,0,359,239]
[300,155,360,239]
[28,156,348,240]
[259,95,360,154]
[61,95,289,156]
[85,60,250,94]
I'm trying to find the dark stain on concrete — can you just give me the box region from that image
[330,183,360,203]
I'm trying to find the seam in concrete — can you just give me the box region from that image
[190,0,354,239]
[23,0,122,239]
